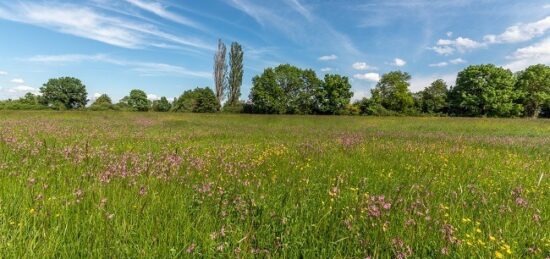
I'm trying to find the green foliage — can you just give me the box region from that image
[515,64,550,118]
[222,101,245,113]
[152,97,172,112]
[173,87,219,113]
[89,94,114,111]
[450,64,522,117]
[249,65,352,114]
[319,74,353,114]
[227,42,244,106]
[419,79,449,114]
[371,71,414,113]
[127,89,150,112]
[40,77,88,109]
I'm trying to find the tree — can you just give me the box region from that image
[250,64,310,114]
[40,77,88,109]
[319,74,353,114]
[515,64,550,118]
[127,89,150,112]
[419,79,449,114]
[93,94,112,106]
[19,92,40,105]
[172,87,219,113]
[227,42,243,106]
[213,39,227,107]
[450,64,522,117]
[152,97,172,112]
[371,71,414,113]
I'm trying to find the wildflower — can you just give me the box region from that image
[495,251,503,258]
[186,243,196,254]
[489,235,496,241]
[29,208,35,214]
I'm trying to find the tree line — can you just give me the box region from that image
[1,40,549,118]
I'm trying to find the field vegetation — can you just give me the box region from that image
[0,111,548,257]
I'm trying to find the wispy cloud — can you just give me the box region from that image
[0,2,213,51]
[0,70,7,76]
[25,54,211,78]
[319,54,338,61]
[124,0,203,30]
[352,62,377,70]
[10,78,25,84]
[429,62,448,67]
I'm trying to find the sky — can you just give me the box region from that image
[0,0,549,102]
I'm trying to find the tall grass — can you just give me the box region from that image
[0,111,548,257]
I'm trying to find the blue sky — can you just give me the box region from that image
[0,0,549,102]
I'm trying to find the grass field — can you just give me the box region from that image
[0,111,549,258]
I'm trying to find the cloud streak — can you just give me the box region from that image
[0,2,213,51]
[25,54,211,78]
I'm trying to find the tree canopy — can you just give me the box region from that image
[515,64,550,118]
[173,87,219,113]
[40,77,88,109]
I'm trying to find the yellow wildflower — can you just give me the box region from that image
[495,251,503,258]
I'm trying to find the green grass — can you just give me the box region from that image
[0,111,549,258]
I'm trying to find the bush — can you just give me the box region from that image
[172,87,219,113]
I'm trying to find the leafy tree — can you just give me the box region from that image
[93,94,112,106]
[152,97,172,112]
[127,89,150,112]
[90,94,114,110]
[371,71,414,113]
[213,39,227,107]
[227,42,244,106]
[173,87,219,113]
[419,79,449,114]
[319,74,353,114]
[250,64,312,114]
[515,64,550,118]
[40,77,88,109]
[19,92,41,105]
[450,64,522,117]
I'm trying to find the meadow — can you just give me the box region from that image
[0,111,548,258]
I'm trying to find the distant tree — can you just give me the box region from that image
[93,94,112,106]
[173,87,219,113]
[319,74,353,114]
[127,89,150,112]
[89,94,114,110]
[419,79,449,114]
[19,92,40,105]
[227,42,244,106]
[152,97,172,112]
[515,64,550,118]
[213,39,227,107]
[371,71,414,113]
[449,64,522,117]
[40,77,88,109]
[250,64,305,114]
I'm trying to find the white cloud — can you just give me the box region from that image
[10,78,25,84]
[93,93,103,99]
[352,89,370,101]
[446,31,453,37]
[0,2,212,51]
[484,16,550,44]
[431,37,484,55]
[25,54,211,78]
[353,73,380,82]
[0,84,39,100]
[352,62,377,70]
[0,71,7,76]
[449,58,467,64]
[125,0,202,30]
[147,93,160,101]
[429,46,455,55]
[545,4,550,9]
[504,37,550,71]
[392,58,406,67]
[429,62,448,67]
[320,67,332,72]
[409,73,456,92]
[318,54,338,61]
